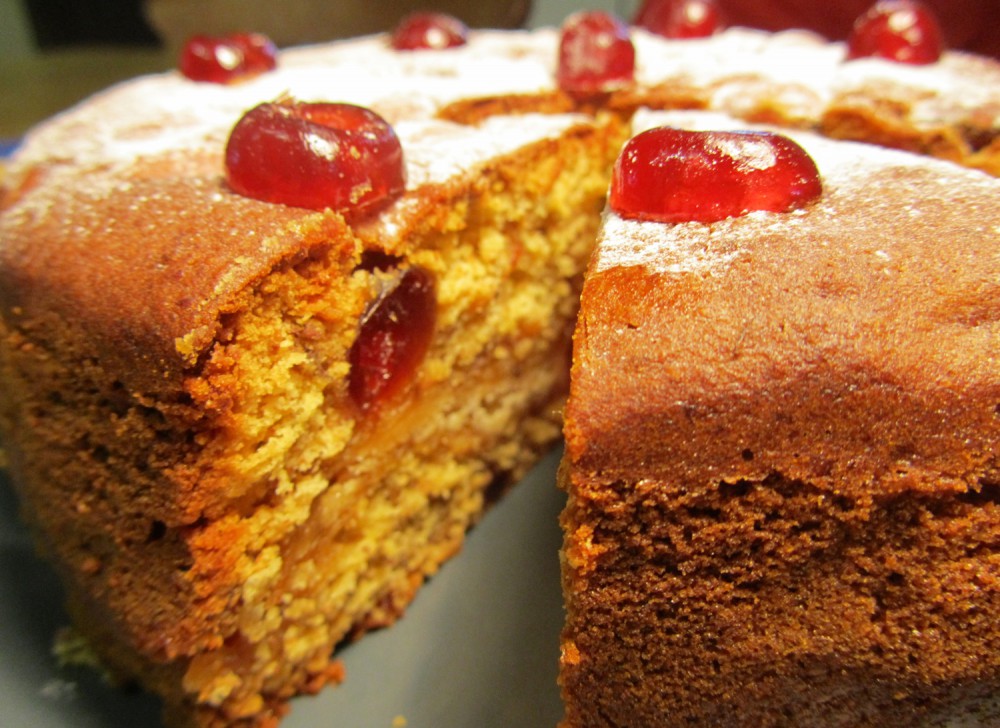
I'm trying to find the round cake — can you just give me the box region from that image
[1,7,998,727]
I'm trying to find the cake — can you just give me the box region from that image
[559,109,1000,726]
[1,6,999,727]
[0,100,624,725]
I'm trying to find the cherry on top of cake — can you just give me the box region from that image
[224,100,406,219]
[633,0,726,39]
[846,0,944,65]
[610,125,823,223]
[389,12,470,51]
[556,11,636,97]
[179,32,278,84]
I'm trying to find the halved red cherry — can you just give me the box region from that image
[225,101,405,218]
[390,12,469,50]
[634,0,724,39]
[179,32,277,83]
[846,0,943,64]
[557,11,635,96]
[349,265,437,412]
[610,127,823,223]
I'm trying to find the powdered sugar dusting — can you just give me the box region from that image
[631,108,944,196]
[594,212,746,274]
[632,26,1000,129]
[595,108,997,276]
[396,113,585,188]
[10,29,560,176]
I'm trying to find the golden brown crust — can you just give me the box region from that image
[0,152,354,393]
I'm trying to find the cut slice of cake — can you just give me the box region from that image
[0,77,621,725]
[559,109,1000,726]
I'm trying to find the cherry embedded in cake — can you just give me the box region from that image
[633,0,724,39]
[556,11,636,96]
[224,100,405,218]
[846,0,944,64]
[609,126,822,223]
[390,12,469,50]
[348,265,437,413]
[179,32,278,83]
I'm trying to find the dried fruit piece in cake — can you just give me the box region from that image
[348,263,436,413]
[557,11,636,97]
[610,127,822,223]
[390,12,469,50]
[633,0,725,39]
[224,100,405,219]
[179,32,278,83]
[846,0,944,65]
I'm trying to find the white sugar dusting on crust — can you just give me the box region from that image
[9,29,561,176]
[594,213,747,275]
[595,108,1000,276]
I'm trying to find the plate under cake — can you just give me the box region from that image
[559,110,1000,727]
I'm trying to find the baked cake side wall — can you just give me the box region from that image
[560,341,1000,726]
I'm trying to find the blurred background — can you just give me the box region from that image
[1,0,999,145]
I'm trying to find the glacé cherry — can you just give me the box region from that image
[634,0,724,39]
[557,11,635,96]
[349,265,437,412]
[610,127,823,223]
[225,100,405,219]
[179,32,277,84]
[390,12,469,50]
[846,0,943,65]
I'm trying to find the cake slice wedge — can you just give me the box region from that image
[560,110,1000,727]
[0,100,622,727]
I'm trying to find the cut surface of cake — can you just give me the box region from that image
[559,109,1000,727]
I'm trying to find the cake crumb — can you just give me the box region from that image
[39,678,78,703]
[52,626,114,682]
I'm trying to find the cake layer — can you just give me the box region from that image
[560,110,1000,726]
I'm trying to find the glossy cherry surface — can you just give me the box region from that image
[634,0,724,39]
[610,127,823,223]
[390,12,469,50]
[179,32,277,83]
[557,11,635,96]
[225,101,405,218]
[846,0,944,64]
[349,266,436,412]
